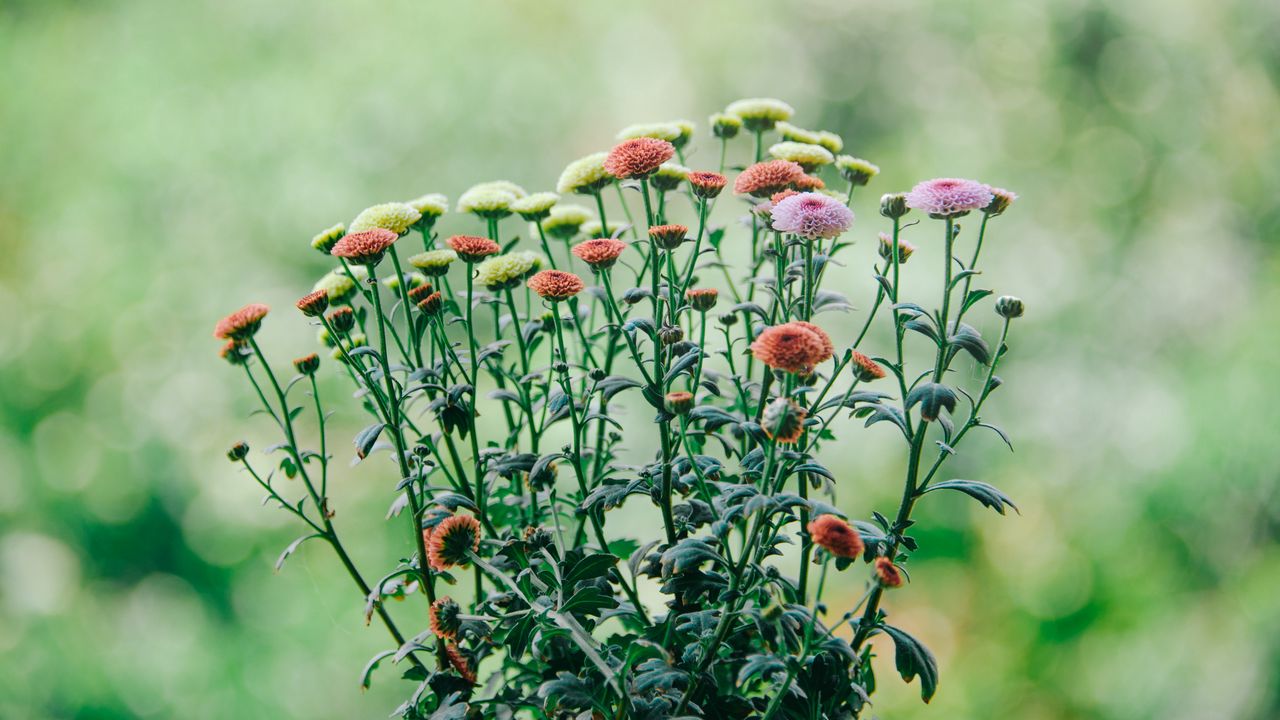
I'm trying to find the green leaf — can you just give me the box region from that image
[882,624,939,703]
[560,585,618,617]
[354,422,386,460]
[275,533,324,572]
[737,653,787,685]
[960,288,994,315]
[905,383,957,421]
[563,553,619,588]
[923,479,1018,515]
[358,649,396,691]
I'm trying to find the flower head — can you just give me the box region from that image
[734,160,805,197]
[875,557,904,588]
[808,515,864,558]
[815,131,844,154]
[880,192,910,219]
[650,162,690,192]
[556,152,613,195]
[769,141,835,171]
[539,203,593,239]
[510,192,559,221]
[905,178,994,219]
[648,224,688,250]
[835,156,880,186]
[327,306,355,333]
[770,192,854,239]
[447,235,501,263]
[406,193,449,220]
[604,138,675,179]
[687,171,727,199]
[348,202,422,236]
[226,441,249,461]
[685,287,718,312]
[665,391,694,415]
[984,187,1018,216]
[429,597,462,640]
[331,228,398,265]
[407,283,435,305]
[382,272,427,292]
[750,321,834,375]
[408,249,458,276]
[849,350,886,382]
[426,515,481,571]
[710,112,743,139]
[220,340,250,365]
[293,353,320,376]
[762,397,807,443]
[572,237,628,270]
[416,291,444,316]
[296,289,329,318]
[724,98,794,131]
[311,223,346,254]
[995,295,1025,319]
[616,122,683,143]
[445,643,476,684]
[214,303,269,340]
[527,270,584,301]
[776,121,821,145]
[878,232,915,264]
[475,252,543,290]
[457,183,519,218]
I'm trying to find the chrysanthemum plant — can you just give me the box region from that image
[218,97,1023,719]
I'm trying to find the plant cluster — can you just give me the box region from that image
[217,97,1024,719]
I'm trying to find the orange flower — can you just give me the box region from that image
[750,321,834,375]
[446,235,501,262]
[331,228,398,265]
[213,303,269,340]
[807,515,864,559]
[733,160,805,197]
[648,224,687,250]
[850,350,886,381]
[687,170,727,198]
[604,137,675,179]
[875,557,904,588]
[685,288,718,312]
[770,189,800,205]
[426,515,481,570]
[527,270,585,300]
[407,283,435,305]
[793,173,826,191]
[445,642,476,684]
[295,289,329,318]
[429,596,462,640]
[572,238,627,270]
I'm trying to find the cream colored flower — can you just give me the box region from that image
[556,152,613,195]
[349,202,422,235]
[672,120,695,148]
[382,272,428,291]
[776,122,822,145]
[313,270,357,302]
[769,141,835,170]
[311,223,346,254]
[710,112,743,139]
[407,249,459,276]
[457,184,517,218]
[475,251,544,290]
[581,219,624,238]
[510,192,559,220]
[835,155,880,185]
[725,98,794,130]
[406,193,448,218]
[815,130,843,154]
[617,122,683,143]
[651,162,690,192]
[537,203,594,240]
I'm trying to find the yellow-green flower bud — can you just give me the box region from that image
[710,113,742,139]
[616,122,683,143]
[769,141,834,171]
[836,156,880,186]
[349,202,422,236]
[311,223,346,254]
[539,204,594,240]
[650,162,690,192]
[510,192,559,221]
[408,249,458,277]
[725,98,794,132]
[556,153,613,195]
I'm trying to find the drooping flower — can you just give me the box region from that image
[296,289,329,318]
[556,153,613,195]
[311,223,346,254]
[407,249,458,276]
[539,203,594,239]
[762,397,807,443]
[348,202,422,236]
[331,228,398,265]
[905,178,994,219]
[808,515,864,558]
[604,138,675,179]
[426,515,481,571]
[734,160,805,197]
[447,235,501,263]
[445,643,476,684]
[724,98,794,131]
[685,288,718,312]
[770,192,855,239]
[648,224,688,250]
[475,252,543,290]
[984,187,1018,216]
[849,350,886,382]
[769,141,835,171]
[650,162,690,192]
[835,156,880,186]
[750,321,834,375]
[687,171,727,198]
[527,270,585,300]
[616,122,683,143]
[875,557,904,588]
[709,112,743,139]
[572,237,628,270]
[214,303,269,340]
[510,192,559,221]
[429,597,462,640]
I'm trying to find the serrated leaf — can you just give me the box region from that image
[905,383,957,422]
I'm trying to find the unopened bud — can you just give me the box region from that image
[995,295,1024,319]
[226,441,249,462]
[880,193,909,220]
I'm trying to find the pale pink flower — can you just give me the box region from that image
[770,192,854,239]
[904,178,994,218]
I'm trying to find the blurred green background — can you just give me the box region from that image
[2,0,1278,717]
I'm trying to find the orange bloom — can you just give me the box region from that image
[793,173,826,191]
[572,238,627,269]
[733,160,805,197]
[604,137,675,179]
[445,642,476,683]
[213,303,269,340]
[407,283,435,304]
[648,224,687,250]
[429,596,462,640]
[446,235,501,262]
[850,350,886,381]
[426,515,481,570]
[685,287,718,312]
[687,170,727,198]
[807,515,864,559]
[875,557,904,588]
[295,289,329,318]
[527,270,585,300]
[331,228,398,265]
[750,321,834,375]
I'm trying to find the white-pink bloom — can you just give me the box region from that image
[904,178,994,218]
[770,192,854,239]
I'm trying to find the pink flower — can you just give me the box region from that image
[770,192,854,239]
[904,178,993,218]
